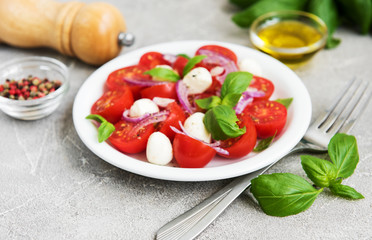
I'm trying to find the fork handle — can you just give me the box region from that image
[156,142,327,240]
[156,164,273,240]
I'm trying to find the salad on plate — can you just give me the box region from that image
[86,44,290,168]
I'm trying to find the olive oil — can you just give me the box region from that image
[256,20,325,68]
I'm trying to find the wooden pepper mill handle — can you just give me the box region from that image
[0,0,134,66]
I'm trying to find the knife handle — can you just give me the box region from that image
[0,0,131,65]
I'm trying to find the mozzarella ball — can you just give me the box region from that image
[146,132,173,165]
[129,98,159,117]
[238,58,263,76]
[182,67,212,94]
[184,112,211,143]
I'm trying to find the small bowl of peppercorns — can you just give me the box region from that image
[0,56,69,120]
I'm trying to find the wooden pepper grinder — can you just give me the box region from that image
[0,0,134,66]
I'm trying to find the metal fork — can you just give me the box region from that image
[156,79,372,240]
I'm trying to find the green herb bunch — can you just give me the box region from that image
[230,0,372,49]
[250,133,364,217]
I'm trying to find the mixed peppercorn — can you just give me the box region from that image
[0,76,62,100]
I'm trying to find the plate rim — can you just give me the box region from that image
[72,40,312,182]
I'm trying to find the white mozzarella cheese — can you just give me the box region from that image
[129,98,159,117]
[146,132,173,165]
[238,58,263,76]
[182,67,212,94]
[183,112,211,143]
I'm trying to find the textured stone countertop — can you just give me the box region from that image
[1,0,372,239]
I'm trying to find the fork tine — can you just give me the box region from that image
[317,78,359,132]
[338,81,372,134]
[326,80,370,136]
[311,78,356,130]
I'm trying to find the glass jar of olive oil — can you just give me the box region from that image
[250,11,328,69]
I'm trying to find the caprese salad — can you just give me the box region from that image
[86,45,291,168]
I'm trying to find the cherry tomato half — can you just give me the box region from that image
[173,133,216,168]
[140,82,177,100]
[172,55,189,77]
[244,100,287,139]
[106,65,151,99]
[218,114,257,159]
[196,45,238,64]
[138,52,171,70]
[249,76,274,102]
[157,102,186,140]
[91,87,134,124]
[109,120,155,154]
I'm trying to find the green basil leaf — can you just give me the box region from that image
[204,105,246,140]
[307,0,341,49]
[232,0,308,28]
[229,0,259,9]
[220,72,253,100]
[195,96,222,110]
[144,68,180,82]
[250,173,323,217]
[86,114,115,143]
[86,114,106,123]
[253,134,275,152]
[328,133,359,179]
[221,93,242,108]
[336,0,372,34]
[98,121,115,143]
[275,98,293,109]
[300,155,337,187]
[183,55,207,76]
[329,183,364,200]
[177,53,191,60]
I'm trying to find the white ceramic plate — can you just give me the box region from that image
[73,40,311,181]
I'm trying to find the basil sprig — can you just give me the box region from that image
[183,55,207,76]
[144,67,180,82]
[86,114,115,143]
[251,133,363,217]
[196,72,252,140]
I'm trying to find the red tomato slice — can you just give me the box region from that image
[91,87,134,124]
[157,102,186,140]
[172,55,189,77]
[138,52,171,70]
[218,115,257,159]
[140,82,177,100]
[106,65,151,99]
[244,100,287,139]
[109,120,155,154]
[249,76,274,102]
[195,45,238,64]
[173,133,216,168]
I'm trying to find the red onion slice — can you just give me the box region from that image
[129,110,170,136]
[152,97,175,108]
[163,54,178,64]
[122,109,150,123]
[234,90,266,114]
[170,122,229,155]
[175,80,195,114]
[122,77,166,87]
[198,49,238,85]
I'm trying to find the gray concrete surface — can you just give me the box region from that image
[1,0,372,239]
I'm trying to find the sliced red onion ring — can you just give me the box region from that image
[245,87,265,97]
[122,77,165,87]
[170,122,229,155]
[122,109,150,123]
[234,90,266,114]
[163,54,178,64]
[129,110,170,136]
[152,97,175,108]
[175,80,195,114]
[198,49,238,85]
